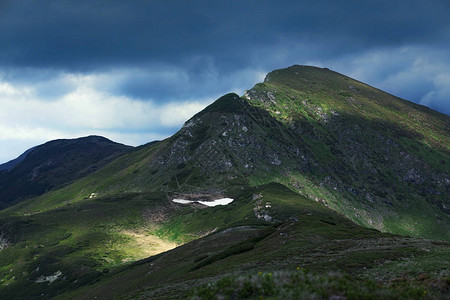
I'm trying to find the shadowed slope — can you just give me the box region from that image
[0,136,132,209]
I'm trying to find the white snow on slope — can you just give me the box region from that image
[172,198,234,207]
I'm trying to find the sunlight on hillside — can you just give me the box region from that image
[119,230,178,262]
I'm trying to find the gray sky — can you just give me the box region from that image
[1,0,449,163]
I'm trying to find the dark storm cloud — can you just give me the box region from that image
[111,63,264,102]
[1,0,449,70]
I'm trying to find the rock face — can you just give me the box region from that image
[0,136,132,208]
[139,93,318,197]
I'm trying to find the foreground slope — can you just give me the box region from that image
[1,183,448,299]
[56,184,450,300]
[0,136,132,208]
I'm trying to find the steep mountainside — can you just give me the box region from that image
[0,136,132,208]
[19,66,449,240]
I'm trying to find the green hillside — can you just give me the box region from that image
[1,183,447,299]
[244,66,450,240]
[0,65,449,299]
[56,184,450,299]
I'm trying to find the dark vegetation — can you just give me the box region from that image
[190,269,450,299]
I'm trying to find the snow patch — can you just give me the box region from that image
[172,198,234,207]
[172,199,194,204]
[198,198,234,206]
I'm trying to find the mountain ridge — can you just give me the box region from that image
[8,66,448,240]
[0,135,133,208]
[0,147,36,171]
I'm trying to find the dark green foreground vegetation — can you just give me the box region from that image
[191,270,450,299]
[0,183,441,299]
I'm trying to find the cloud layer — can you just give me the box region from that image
[0,0,449,162]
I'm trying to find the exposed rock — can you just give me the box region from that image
[35,271,62,284]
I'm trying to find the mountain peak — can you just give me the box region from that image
[191,93,241,119]
[202,92,240,111]
[264,65,333,82]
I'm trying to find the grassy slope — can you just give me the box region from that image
[1,176,448,299]
[54,183,450,299]
[0,159,258,300]
[0,141,165,215]
[259,66,449,149]
[0,191,171,299]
